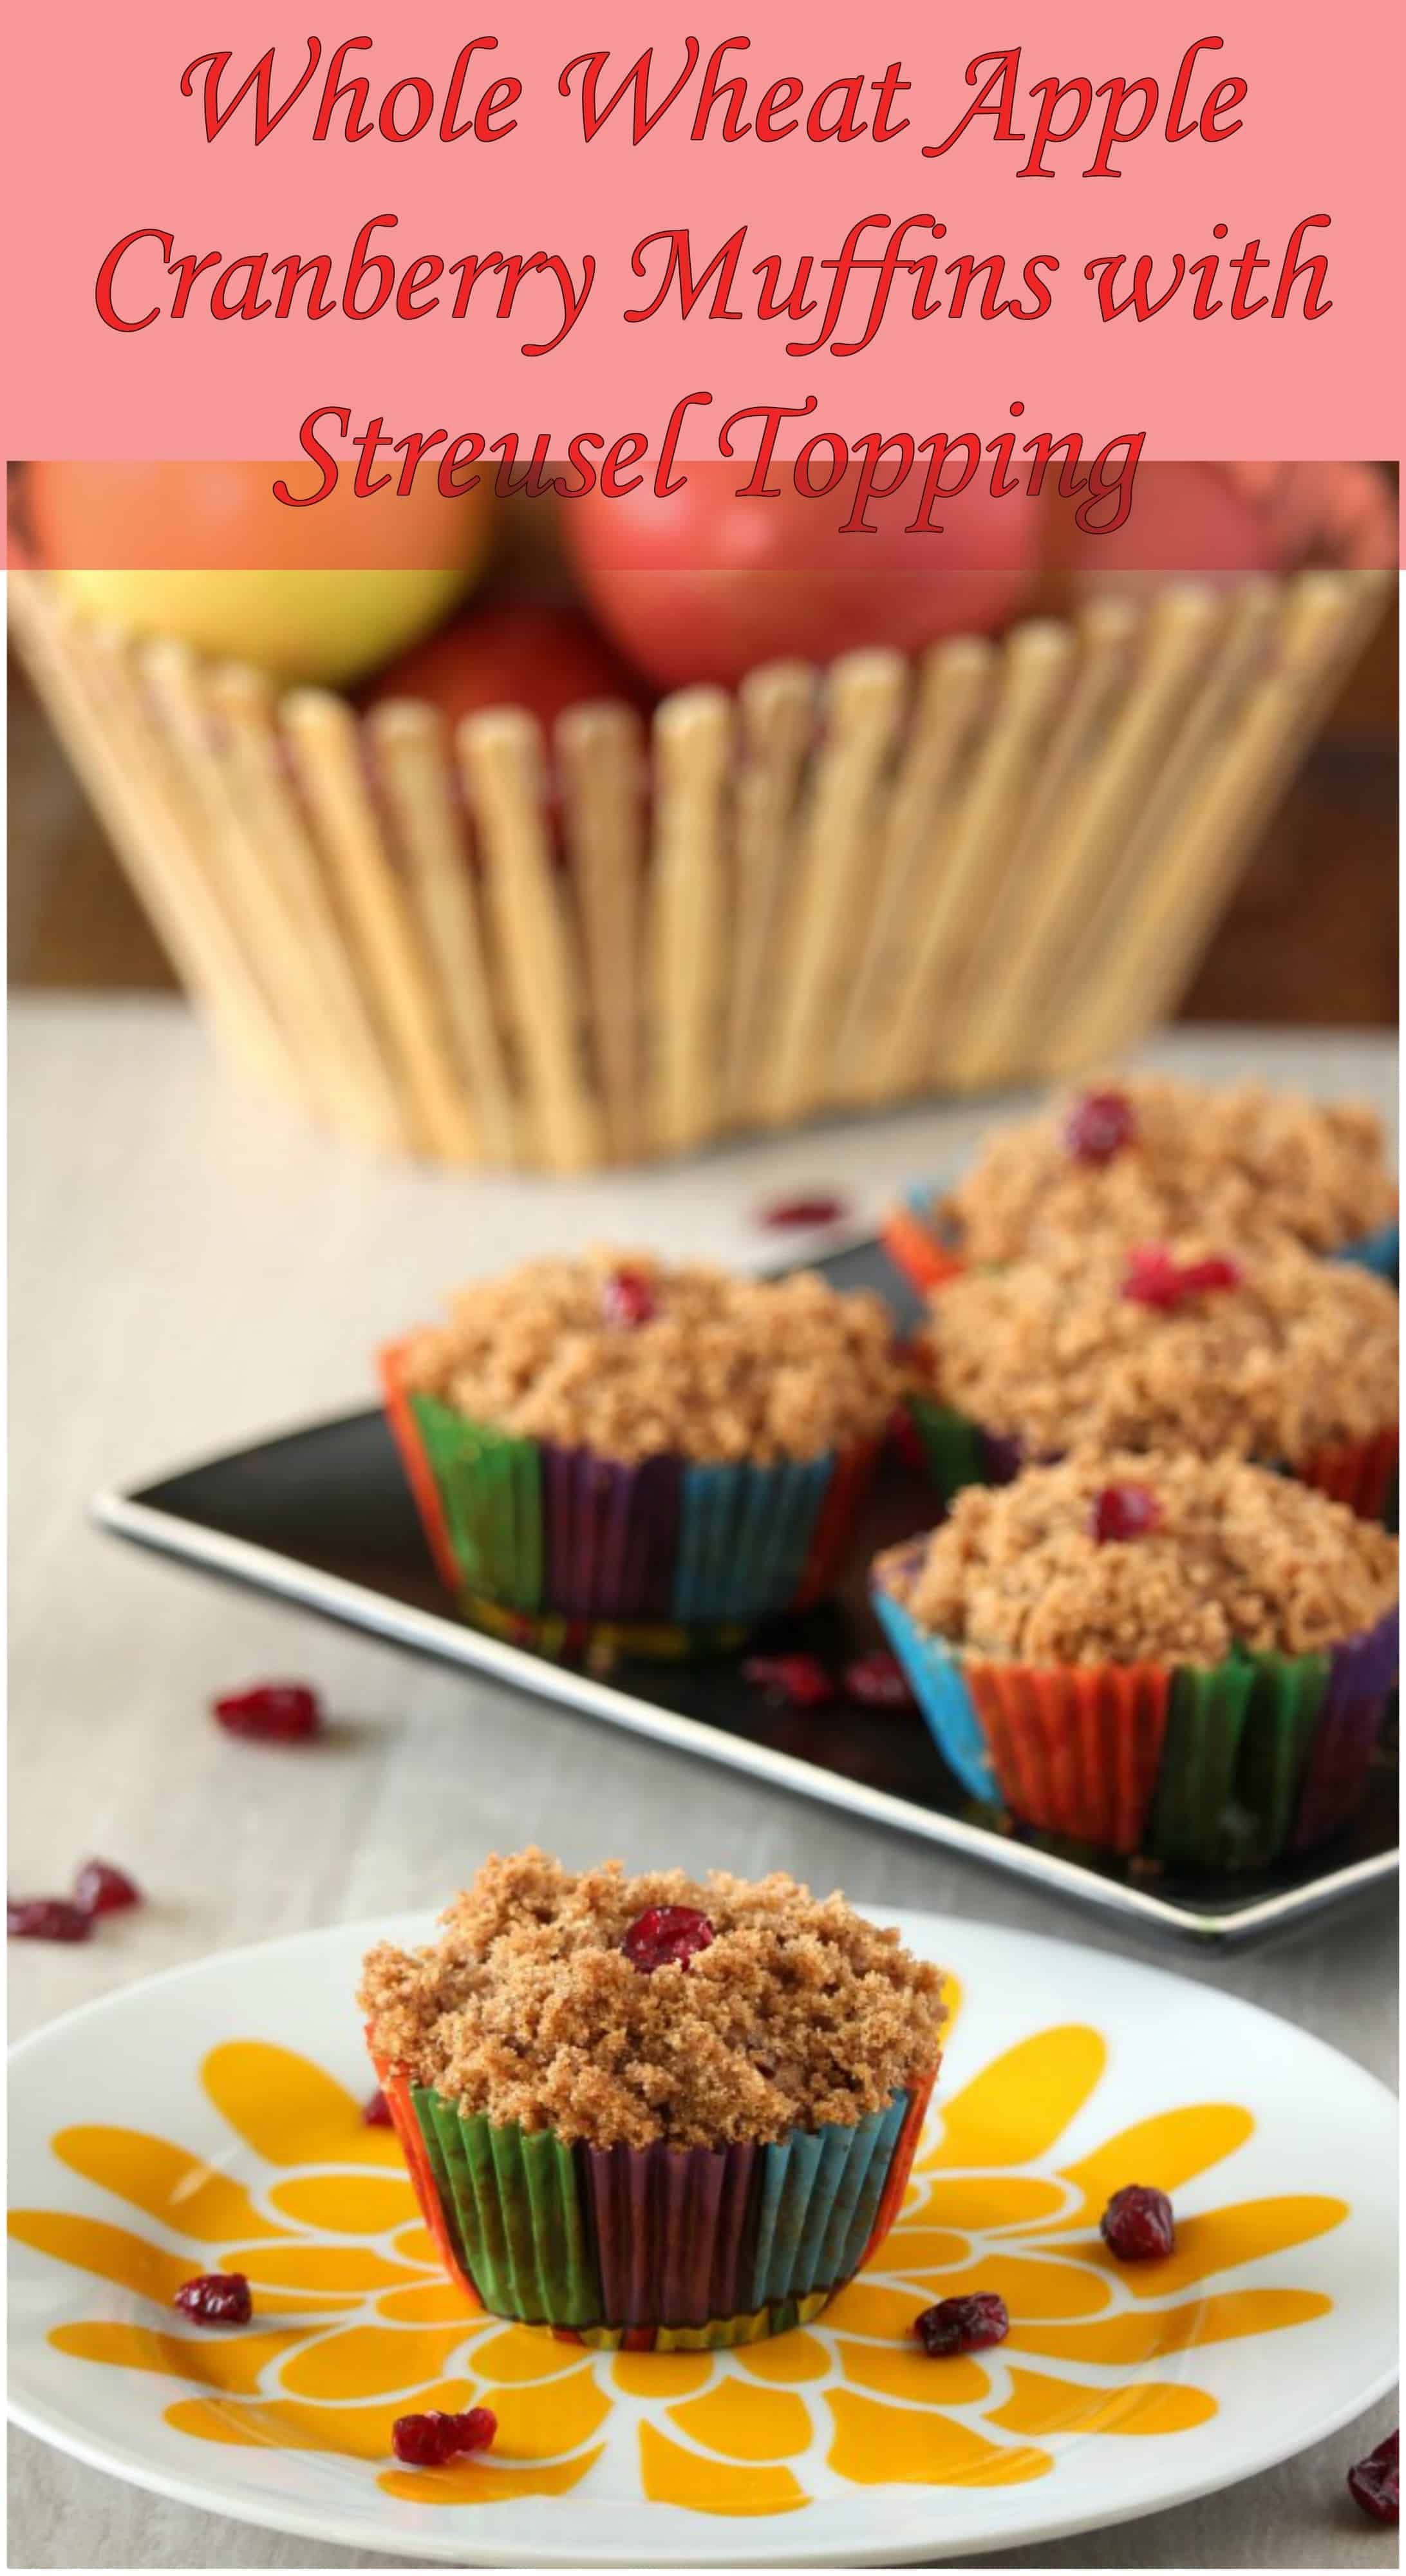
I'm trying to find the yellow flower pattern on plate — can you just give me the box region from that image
[8,1994,1345,2521]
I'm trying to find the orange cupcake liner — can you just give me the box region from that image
[964,1662,1174,1856]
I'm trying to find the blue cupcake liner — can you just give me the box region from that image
[1333,1217,1400,1287]
[872,1580,998,1802]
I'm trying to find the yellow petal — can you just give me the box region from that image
[921,2028,1107,2171]
[820,2280,928,2341]
[472,2324,595,2385]
[667,2382,812,2462]
[988,2365,1217,2438]
[200,2041,402,2169]
[167,2379,473,2458]
[279,2322,474,2402]
[1048,2104,1255,2230]
[612,2351,713,2398]
[488,2372,612,2460]
[827,2389,1051,2487]
[379,2447,605,2504]
[389,2221,438,2266]
[218,2243,426,2295]
[836,2337,989,2408]
[11,2210,201,2306]
[1078,2195,1347,2297]
[639,2423,809,2515]
[912,2175,1069,2234]
[50,2320,310,2394]
[879,2228,969,2275]
[1013,2287,1331,2363]
[377,2282,481,2326]
[904,2255,1110,2322]
[52,2128,288,2246]
[733,2332,830,2387]
[267,2174,416,2236]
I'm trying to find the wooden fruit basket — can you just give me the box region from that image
[8,566,1389,1171]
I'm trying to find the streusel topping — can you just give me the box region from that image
[876,1452,1398,1667]
[916,1235,1397,1461]
[934,1076,1396,1264]
[397,1251,900,1464]
[359,1850,945,2150]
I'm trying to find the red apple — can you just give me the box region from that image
[361,599,655,731]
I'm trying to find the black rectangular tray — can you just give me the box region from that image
[92,1240,1398,1946]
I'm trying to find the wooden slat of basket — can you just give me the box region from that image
[827,636,994,1104]
[556,702,647,1162]
[933,596,1139,1086]
[859,621,1073,1104]
[458,709,604,1172]
[646,687,733,1155]
[723,660,818,1118]
[9,579,296,1098]
[369,701,518,1166]
[1047,571,1393,1070]
[140,639,390,1146]
[209,666,409,1151]
[283,692,478,1162]
[761,649,909,1124]
[936,585,1223,1090]
[1026,580,1279,1070]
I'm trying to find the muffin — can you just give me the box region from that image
[885,1075,1398,1293]
[908,1233,1398,1524]
[874,1454,1398,1868]
[382,1249,901,1654]
[360,1851,945,2348]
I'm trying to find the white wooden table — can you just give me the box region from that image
[8,996,1398,2569]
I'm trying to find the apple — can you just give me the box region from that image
[559,462,1044,690]
[24,460,495,687]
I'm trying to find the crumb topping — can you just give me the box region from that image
[915,1234,1397,1462]
[876,1452,1398,1667]
[359,1850,945,2150]
[935,1075,1396,1264]
[396,1251,901,1465]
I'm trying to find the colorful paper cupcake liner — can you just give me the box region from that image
[874,1575,1396,1869]
[1334,1215,1400,1287]
[370,2045,935,2347]
[381,1343,877,1647]
[903,1394,1398,1530]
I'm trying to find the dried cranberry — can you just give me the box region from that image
[1177,1255,1243,1296]
[8,1899,91,1944]
[1065,1089,1138,1165]
[362,2087,395,2127]
[1121,1245,1188,1309]
[844,1651,916,1709]
[391,2406,496,2467]
[1089,1484,1162,1545]
[742,1654,836,1709]
[73,1859,142,1917]
[1123,1245,1242,1311]
[621,1906,715,1973]
[602,1267,657,1327]
[212,1682,321,1741]
[1347,2430,1399,2525]
[1100,2183,1176,2260]
[758,1193,849,1230]
[174,2271,252,2325]
[914,2293,1010,2356]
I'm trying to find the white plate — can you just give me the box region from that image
[8,1909,1396,2567]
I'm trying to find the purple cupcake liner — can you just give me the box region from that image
[1291,1604,1400,1851]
